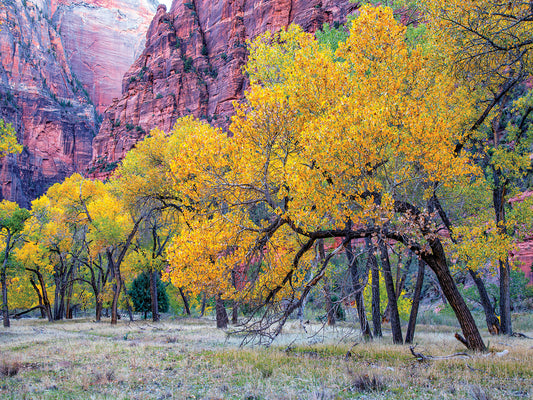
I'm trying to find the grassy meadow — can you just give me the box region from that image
[1,315,532,399]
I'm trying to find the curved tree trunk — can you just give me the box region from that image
[468,268,500,335]
[405,259,425,344]
[178,287,191,316]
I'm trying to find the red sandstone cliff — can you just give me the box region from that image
[90,0,358,175]
[0,0,156,207]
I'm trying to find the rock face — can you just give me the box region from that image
[0,0,157,207]
[53,0,158,113]
[90,0,358,175]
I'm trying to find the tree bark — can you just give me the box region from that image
[468,268,500,335]
[405,259,425,344]
[215,294,228,329]
[365,238,382,337]
[378,237,403,344]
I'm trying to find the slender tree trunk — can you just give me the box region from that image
[109,255,122,325]
[423,238,486,351]
[2,231,12,328]
[468,268,500,335]
[323,276,336,326]
[378,237,403,344]
[215,294,228,329]
[150,269,159,322]
[493,174,512,335]
[178,287,191,316]
[405,259,425,344]
[1,264,9,328]
[365,238,382,337]
[346,238,372,338]
[200,293,207,317]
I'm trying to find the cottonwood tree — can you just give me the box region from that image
[424,0,533,335]
[165,6,486,350]
[0,201,30,327]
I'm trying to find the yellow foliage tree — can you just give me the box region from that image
[165,6,486,350]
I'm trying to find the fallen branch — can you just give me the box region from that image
[409,346,471,362]
[511,332,533,339]
[11,306,44,319]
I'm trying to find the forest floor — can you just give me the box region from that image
[0,316,532,399]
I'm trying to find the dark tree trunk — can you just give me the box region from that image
[405,259,425,344]
[109,253,122,325]
[150,269,159,322]
[232,302,238,325]
[178,287,191,316]
[493,173,512,335]
[423,238,486,351]
[323,276,336,326]
[2,231,12,328]
[378,237,403,344]
[346,238,371,338]
[215,294,228,329]
[469,268,500,335]
[365,238,382,337]
[95,299,103,322]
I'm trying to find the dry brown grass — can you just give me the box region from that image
[0,316,532,399]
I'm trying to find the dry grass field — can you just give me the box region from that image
[0,316,532,399]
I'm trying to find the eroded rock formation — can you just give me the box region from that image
[90,0,358,175]
[0,0,156,206]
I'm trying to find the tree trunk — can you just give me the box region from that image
[1,264,9,328]
[423,238,486,351]
[178,287,191,316]
[493,174,512,335]
[30,278,46,319]
[468,268,500,335]
[215,294,228,329]
[232,302,238,325]
[109,253,122,325]
[150,269,159,322]
[365,238,382,337]
[29,269,52,322]
[378,237,403,344]
[405,259,425,344]
[346,239,372,338]
[323,276,336,326]
[200,293,207,317]
[1,231,12,328]
[95,299,103,322]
